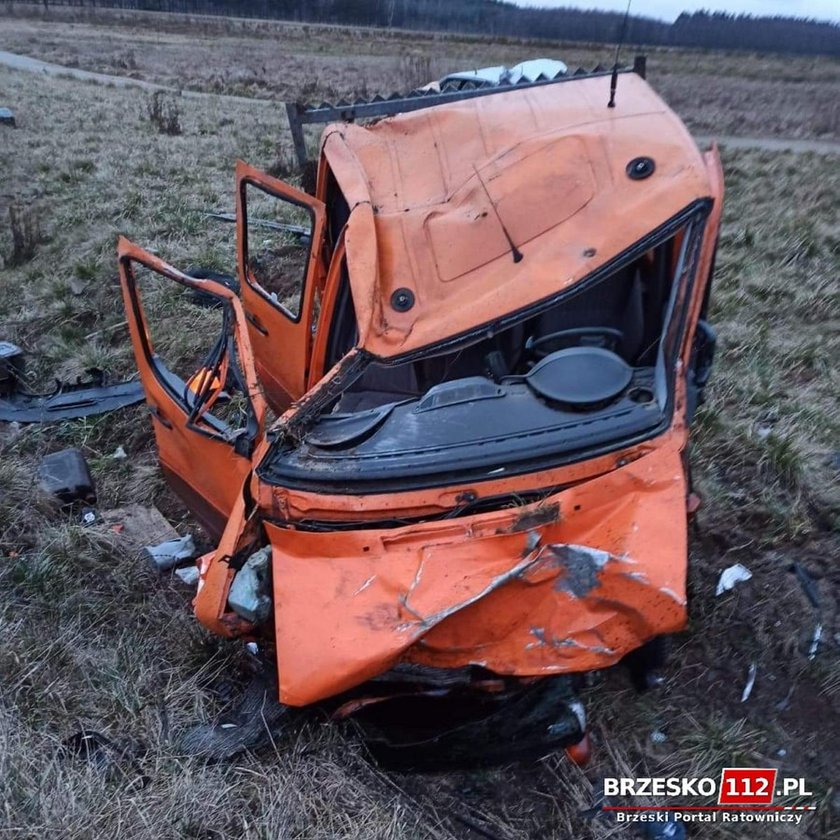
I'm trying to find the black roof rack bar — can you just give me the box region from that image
[285,56,647,166]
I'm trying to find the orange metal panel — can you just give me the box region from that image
[235,160,327,408]
[117,238,266,539]
[322,74,715,359]
[266,441,687,706]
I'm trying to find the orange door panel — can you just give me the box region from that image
[117,237,266,539]
[235,160,327,411]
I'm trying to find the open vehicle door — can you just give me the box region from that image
[235,160,327,411]
[117,237,266,540]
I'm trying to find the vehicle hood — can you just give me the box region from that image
[267,443,688,706]
[322,72,712,360]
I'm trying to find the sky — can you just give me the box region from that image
[512,0,838,24]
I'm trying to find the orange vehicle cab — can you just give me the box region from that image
[118,67,723,763]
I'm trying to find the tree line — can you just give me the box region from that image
[23,0,840,56]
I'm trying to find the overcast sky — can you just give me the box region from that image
[513,0,838,24]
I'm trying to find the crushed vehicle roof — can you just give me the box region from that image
[322,72,712,359]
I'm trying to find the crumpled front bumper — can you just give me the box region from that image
[267,444,688,707]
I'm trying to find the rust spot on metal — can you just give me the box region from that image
[503,502,560,534]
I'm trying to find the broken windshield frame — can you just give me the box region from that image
[259,200,710,491]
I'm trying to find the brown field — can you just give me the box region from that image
[1,4,840,139]
[1,6,839,839]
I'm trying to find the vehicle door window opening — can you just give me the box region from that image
[240,178,317,324]
[121,256,261,450]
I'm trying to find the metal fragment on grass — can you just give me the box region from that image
[808,623,823,660]
[740,662,757,702]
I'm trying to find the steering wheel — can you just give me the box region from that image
[525,327,624,359]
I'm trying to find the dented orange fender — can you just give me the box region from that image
[268,441,687,706]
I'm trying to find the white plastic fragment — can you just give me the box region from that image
[174,565,200,586]
[715,563,752,596]
[650,730,668,744]
[228,546,272,624]
[144,534,197,571]
[741,663,757,702]
[111,445,128,459]
[808,624,823,660]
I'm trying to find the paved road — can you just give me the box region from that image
[0,48,274,106]
[2,48,840,155]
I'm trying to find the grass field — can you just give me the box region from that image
[1,8,839,839]
[2,4,840,140]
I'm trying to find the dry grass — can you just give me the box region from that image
[1,6,840,139]
[4,203,44,267]
[146,90,182,136]
[1,14,839,839]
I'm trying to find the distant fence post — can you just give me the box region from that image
[286,102,308,168]
[633,55,647,79]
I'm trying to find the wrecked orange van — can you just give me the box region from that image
[118,65,723,762]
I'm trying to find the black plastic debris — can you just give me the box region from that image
[0,107,15,127]
[791,562,823,660]
[38,448,96,505]
[0,362,144,423]
[0,342,24,397]
[177,669,292,761]
[63,729,149,789]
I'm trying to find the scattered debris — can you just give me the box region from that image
[755,424,773,440]
[791,562,823,660]
[80,506,98,527]
[0,341,24,396]
[174,564,199,586]
[38,448,96,504]
[640,818,686,839]
[740,662,757,702]
[715,563,752,595]
[0,353,143,423]
[63,729,148,789]
[650,729,668,744]
[808,624,823,661]
[145,534,197,571]
[176,669,291,761]
[228,545,272,623]
[792,561,821,610]
[111,445,128,460]
[0,106,14,127]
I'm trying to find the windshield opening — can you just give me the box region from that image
[333,218,698,414]
[261,207,707,493]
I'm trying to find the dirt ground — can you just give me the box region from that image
[1,7,839,840]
